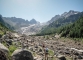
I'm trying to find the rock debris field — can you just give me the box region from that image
[0,32,83,60]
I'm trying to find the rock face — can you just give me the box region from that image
[0,43,9,54]
[12,49,34,60]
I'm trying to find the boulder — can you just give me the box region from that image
[35,45,38,48]
[0,50,8,60]
[0,43,9,54]
[29,47,33,51]
[12,48,34,60]
[78,55,83,59]
[5,39,13,45]
[39,48,42,52]
[2,35,8,39]
[57,55,66,60]
[70,48,83,55]
[64,51,70,55]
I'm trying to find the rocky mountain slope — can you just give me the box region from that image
[1,10,83,36]
[0,15,14,30]
[58,16,83,38]
[3,17,39,29]
[0,22,9,37]
[0,15,13,37]
[38,11,83,35]
[47,10,80,24]
[20,24,43,35]
[2,16,42,35]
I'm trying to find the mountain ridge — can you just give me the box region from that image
[3,17,40,29]
[36,11,83,35]
[47,10,80,24]
[0,15,12,37]
[1,10,83,36]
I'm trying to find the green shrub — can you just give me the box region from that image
[48,49,54,56]
[9,45,17,55]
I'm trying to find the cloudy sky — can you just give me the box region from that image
[0,0,83,23]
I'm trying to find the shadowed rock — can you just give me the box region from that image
[0,50,8,60]
[57,55,66,60]
[12,49,34,60]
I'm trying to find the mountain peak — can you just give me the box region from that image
[61,10,80,17]
[30,19,36,21]
[29,19,39,24]
[69,10,79,13]
[47,10,80,24]
[69,10,75,12]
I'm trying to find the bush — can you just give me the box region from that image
[9,45,17,55]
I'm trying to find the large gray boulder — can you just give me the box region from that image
[0,43,9,60]
[0,43,9,54]
[12,49,34,60]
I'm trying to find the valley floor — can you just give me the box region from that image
[0,33,83,60]
[24,35,83,60]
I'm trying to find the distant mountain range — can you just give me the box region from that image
[3,17,39,29]
[0,10,83,36]
[37,10,83,35]
[1,16,41,35]
[48,11,83,28]
[47,10,80,24]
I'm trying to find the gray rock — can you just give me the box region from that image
[0,43,9,54]
[78,55,83,59]
[5,39,13,45]
[12,49,34,60]
[39,48,42,52]
[0,50,8,60]
[64,50,70,55]
[29,47,33,51]
[2,35,8,39]
[57,55,66,60]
